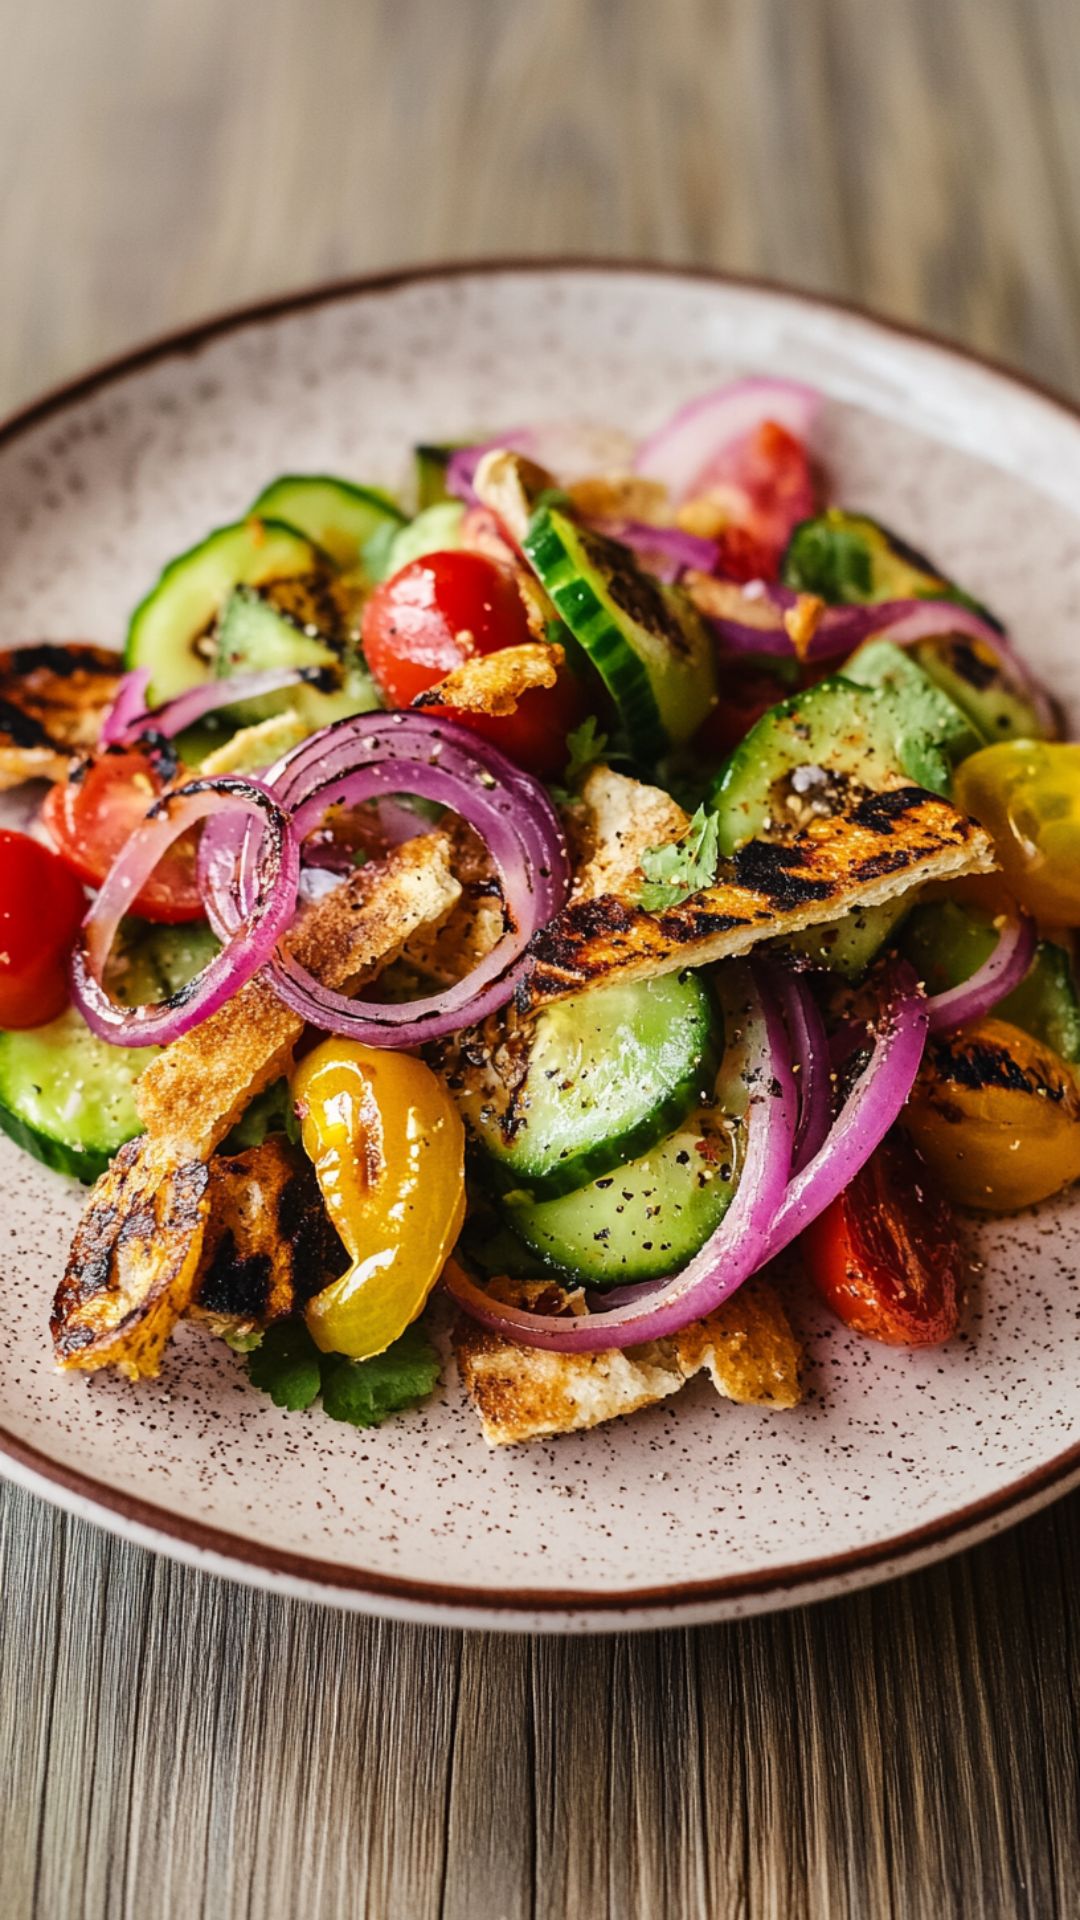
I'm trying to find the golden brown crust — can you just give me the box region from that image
[571,767,690,903]
[51,1139,211,1378]
[525,786,994,1007]
[0,642,122,789]
[412,641,563,717]
[189,1138,346,1337]
[452,1274,801,1445]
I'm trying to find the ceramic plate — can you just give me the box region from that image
[2,262,1080,1633]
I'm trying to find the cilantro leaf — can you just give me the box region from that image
[549,715,610,804]
[319,1323,441,1429]
[245,1319,441,1427]
[638,805,721,911]
[247,1321,322,1411]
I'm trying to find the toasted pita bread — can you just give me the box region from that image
[525,779,994,1007]
[0,643,122,788]
[54,836,460,1375]
[188,1138,346,1339]
[453,1273,801,1445]
[412,641,563,717]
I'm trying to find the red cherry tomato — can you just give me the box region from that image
[41,751,204,923]
[799,1130,965,1347]
[703,422,815,583]
[0,831,86,1027]
[362,550,588,776]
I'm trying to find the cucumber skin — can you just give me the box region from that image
[125,517,324,699]
[248,475,406,570]
[523,512,664,762]
[0,1100,115,1185]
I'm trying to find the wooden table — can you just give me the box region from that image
[2,3,1079,1913]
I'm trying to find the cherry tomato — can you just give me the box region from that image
[684,423,815,583]
[904,1016,1080,1212]
[800,1130,965,1346]
[0,831,86,1027]
[41,751,204,923]
[361,550,588,776]
[954,741,1080,925]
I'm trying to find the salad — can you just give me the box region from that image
[3,376,1078,1446]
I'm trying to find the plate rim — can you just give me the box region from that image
[4,253,1080,1622]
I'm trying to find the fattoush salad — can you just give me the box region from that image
[1,378,1076,1445]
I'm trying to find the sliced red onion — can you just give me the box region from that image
[70,777,298,1048]
[445,967,797,1353]
[587,518,721,582]
[870,603,1056,735]
[763,961,832,1174]
[203,712,569,1048]
[762,961,928,1261]
[925,912,1037,1033]
[100,669,152,747]
[101,665,333,746]
[634,377,822,503]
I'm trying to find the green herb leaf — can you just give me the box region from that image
[638,805,721,911]
[548,714,610,803]
[224,1327,264,1354]
[247,1321,322,1411]
[319,1324,442,1429]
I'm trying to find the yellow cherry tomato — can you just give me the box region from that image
[293,1040,465,1360]
[904,1016,1080,1211]
[954,741,1080,925]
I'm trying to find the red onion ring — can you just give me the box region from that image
[634,377,822,503]
[762,961,928,1261]
[924,912,1037,1033]
[444,967,797,1352]
[101,665,335,746]
[70,777,298,1048]
[586,519,721,582]
[202,712,570,1048]
[763,961,832,1174]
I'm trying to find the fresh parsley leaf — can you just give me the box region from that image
[247,1321,322,1411]
[638,805,721,911]
[319,1324,441,1429]
[548,715,609,804]
[245,1319,441,1427]
[782,518,874,603]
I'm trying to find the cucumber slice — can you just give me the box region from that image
[900,901,1080,1064]
[0,1008,153,1183]
[374,501,466,582]
[503,1102,738,1287]
[248,475,406,571]
[414,445,461,509]
[215,579,381,727]
[455,972,718,1200]
[0,923,220,1183]
[522,506,718,762]
[710,663,977,856]
[126,518,324,702]
[910,637,1048,743]
[781,508,998,626]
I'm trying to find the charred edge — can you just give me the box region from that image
[930,1035,1066,1101]
[944,638,998,692]
[527,895,640,970]
[276,1158,349,1304]
[0,698,57,750]
[732,840,835,908]
[850,787,934,834]
[852,848,914,883]
[658,908,752,938]
[1,642,120,680]
[576,525,692,658]
[198,1229,273,1318]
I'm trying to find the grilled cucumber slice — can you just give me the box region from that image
[522,506,717,761]
[454,972,718,1200]
[126,518,325,702]
[247,475,406,571]
[214,577,380,727]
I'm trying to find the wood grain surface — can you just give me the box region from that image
[2,1,1080,1914]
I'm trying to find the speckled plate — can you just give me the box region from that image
[2,262,1080,1633]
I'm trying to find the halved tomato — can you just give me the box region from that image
[41,751,204,923]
